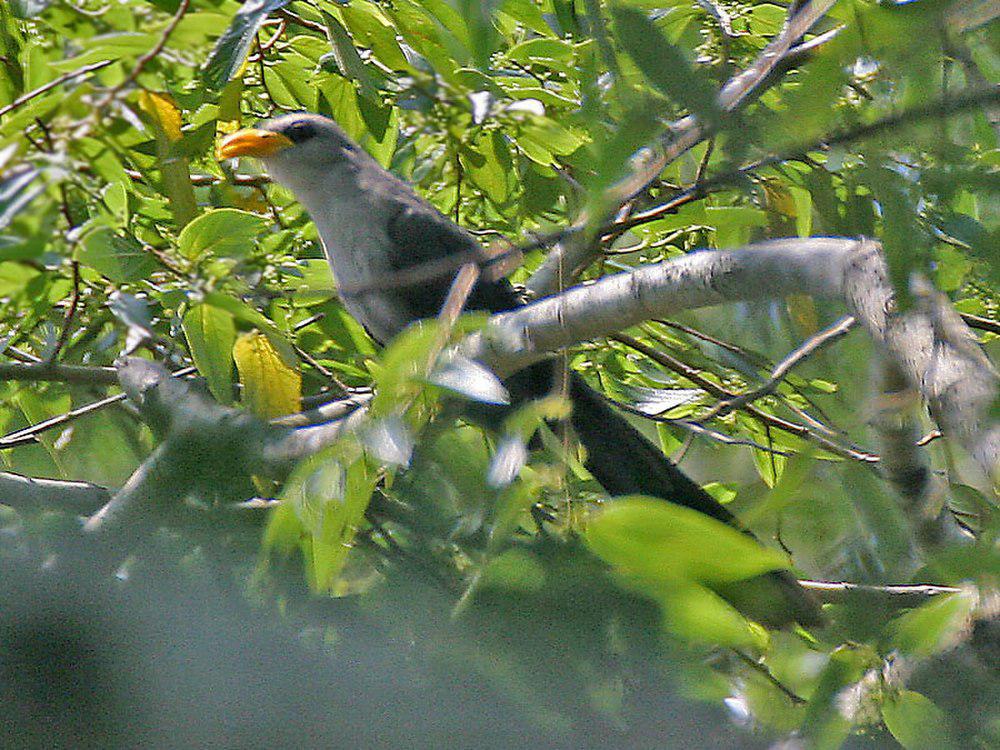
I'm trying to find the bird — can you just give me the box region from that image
[217,113,822,627]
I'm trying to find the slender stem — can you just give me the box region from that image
[48,260,81,364]
[799,580,963,607]
[0,392,127,450]
[610,332,880,464]
[0,60,114,119]
[95,0,191,109]
[704,316,856,419]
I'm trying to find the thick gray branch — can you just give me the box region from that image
[82,358,367,542]
[474,238,998,476]
[0,471,110,513]
[528,0,837,295]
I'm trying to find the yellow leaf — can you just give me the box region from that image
[233,331,301,419]
[137,90,182,142]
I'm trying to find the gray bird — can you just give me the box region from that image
[218,113,821,627]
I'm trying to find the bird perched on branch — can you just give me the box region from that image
[218,113,821,627]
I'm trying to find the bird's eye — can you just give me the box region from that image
[285,121,316,144]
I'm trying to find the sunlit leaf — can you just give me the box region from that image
[233,330,301,419]
[0,167,43,231]
[77,228,156,283]
[586,496,791,585]
[359,415,414,467]
[202,0,292,90]
[137,90,182,142]
[610,6,721,126]
[890,591,975,657]
[654,580,767,648]
[882,690,958,750]
[177,208,267,260]
[183,303,236,404]
[486,435,528,488]
[428,354,509,405]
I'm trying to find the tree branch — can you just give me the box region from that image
[94,0,191,110]
[0,60,114,119]
[0,360,119,384]
[0,471,110,513]
[799,580,963,608]
[470,238,998,477]
[527,0,837,295]
[80,358,369,543]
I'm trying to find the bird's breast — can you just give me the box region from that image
[303,188,413,344]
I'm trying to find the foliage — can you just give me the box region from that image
[0,1,997,747]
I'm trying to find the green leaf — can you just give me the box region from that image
[890,591,975,657]
[201,0,292,91]
[276,446,377,593]
[705,206,768,249]
[610,6,721,126]
[177,208,267,260]
[182,303,236,404]
[461,131,513,204]
[656,581,767,648]
[481,548,546,593]
[801,646,875,750]
[585,496,791,585]
[321,11,381,100]
[882,690,958,750]
[77,227,156,283]
[201,291,280,334]
[341,4,412,72]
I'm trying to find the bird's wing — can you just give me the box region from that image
[385,199,522,320]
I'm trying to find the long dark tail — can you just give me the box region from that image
[506,361,823,627]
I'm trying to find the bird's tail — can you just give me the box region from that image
[505,361,823,628]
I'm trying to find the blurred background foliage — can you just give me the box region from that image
[0,0,997,747]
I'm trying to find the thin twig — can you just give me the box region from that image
[960,312,1000,335]
[48,261,81,364]
[271,391,372,428]
[0,365,197,450]
[437,263,480,328]
[258,19,286,53]
[274,7,326,34]
[610,332,880,463]
[83,164,271,188]
[0,60,115,119]
[95,0,191,109]
[732,650,806,705]
[604,395,795,457]
[0,470,111,512]
[916,429,943,447]
[704,316,856,419]
[292,342,350,396]
[655,319,767,365]
[798,580,963,607]
[0,392,126,450]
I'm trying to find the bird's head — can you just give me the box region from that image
[216,113,359,191]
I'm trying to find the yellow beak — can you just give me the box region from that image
[216,128,294,160]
